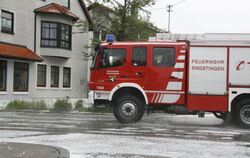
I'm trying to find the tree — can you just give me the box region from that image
[89,0,158,41]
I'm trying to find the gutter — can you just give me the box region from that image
[34,12,37,52]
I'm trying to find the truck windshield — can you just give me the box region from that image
[98,48,126,69]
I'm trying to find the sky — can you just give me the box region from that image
[147,0,250,34]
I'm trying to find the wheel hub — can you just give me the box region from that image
[240,105,250,124]
[121,102,136,118]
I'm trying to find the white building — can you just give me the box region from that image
[0,0,94,107]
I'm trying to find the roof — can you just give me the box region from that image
[0,42,43,62]
[34,3,79,21]
[87,2,116,14]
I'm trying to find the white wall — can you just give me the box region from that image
[0,0,93,107]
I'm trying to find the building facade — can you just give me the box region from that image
[0,0,93,108]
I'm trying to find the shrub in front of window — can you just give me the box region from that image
[52,98,72,112]
[74,99,83,110]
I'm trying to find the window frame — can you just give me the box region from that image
[63,67,71,88]
[13,62,29,92]
[132,47,147,67]
[1,10,14,34]
[41,21,72,50]
[37,64,47,87]
[153,47,175,67]
[98,48,127,69]
[50,66,60,88]
[0,60,7,91]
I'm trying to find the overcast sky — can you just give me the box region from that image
[147,0,250,33]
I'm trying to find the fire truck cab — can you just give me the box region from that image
[88,35,250,127]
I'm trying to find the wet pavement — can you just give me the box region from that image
[0,111,249,158]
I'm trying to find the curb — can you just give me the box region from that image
[0,142,70,158]
[51,145,70,158]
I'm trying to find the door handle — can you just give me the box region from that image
[135,72,143,77]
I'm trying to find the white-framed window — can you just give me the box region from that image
[0,60,7,91]
[1,10,14,34]
[14,62,29,92]
[37,64,47,87]
[51,66,59,88]
[41,21,72,50]
[63,67,71,88]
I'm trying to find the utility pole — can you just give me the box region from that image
[167,5,173,33]
[167,0,186,33]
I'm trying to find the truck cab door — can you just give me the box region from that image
[147,45,186,105]
[128,47,148,89]
[93,46,129,93]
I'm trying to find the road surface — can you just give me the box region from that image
[0,112,249,158]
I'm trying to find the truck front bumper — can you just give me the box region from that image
[88,90,95,105]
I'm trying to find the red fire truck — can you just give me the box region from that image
[88,35,250,127]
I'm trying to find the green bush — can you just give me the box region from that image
[32,100,47,110]
[5,100,47,111]
[52,99,72,112]
[74,100,83,110]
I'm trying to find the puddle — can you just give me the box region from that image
[234,134,250,142]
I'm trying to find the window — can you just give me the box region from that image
[132,47,147,66]
[99,48,126,69]
[63,67,71,88]
[0,60,7,91]
[1,10,14,34]
[60,24,71,49]
[153,48,175,67]
[41,22,71,49]
[41,23,57,47]
[51,66,59,87]
[14,62,29,91]
[37,64,46,87]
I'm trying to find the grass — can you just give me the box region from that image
[5,100,47,111]
[4,99,112,113]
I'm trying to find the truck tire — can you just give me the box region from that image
[114,95,145,123]
[235,99,250,128]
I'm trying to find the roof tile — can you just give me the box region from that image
[35,3,79,21]
[0,42,43,62]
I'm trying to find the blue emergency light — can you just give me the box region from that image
[105,34,115,43]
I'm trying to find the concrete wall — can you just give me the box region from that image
[0,0,93,108]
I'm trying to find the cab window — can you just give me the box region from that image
[132,47,147,67]
[153,48,175,67]
[99,48,126,68]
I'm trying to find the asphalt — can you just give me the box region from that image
[0,142,69,158]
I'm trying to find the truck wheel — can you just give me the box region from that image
[236,99,250,128]
[114,95,145,123]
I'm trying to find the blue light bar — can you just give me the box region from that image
[105,34,115,43]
